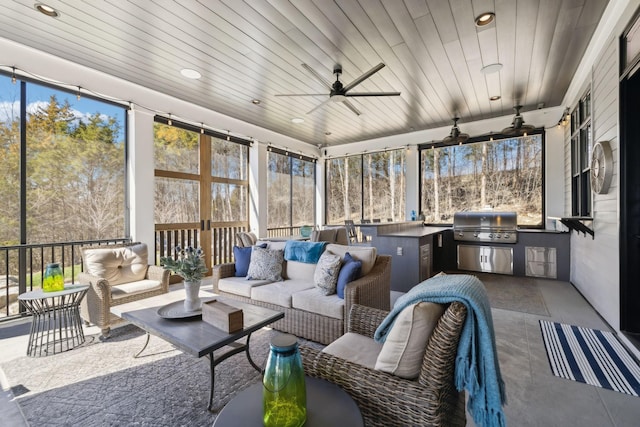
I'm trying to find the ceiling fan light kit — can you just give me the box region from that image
[275,63,401,116]
[501,105,536,136]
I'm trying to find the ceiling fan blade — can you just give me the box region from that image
[301,63,333,88]
[275,93,326,96]
[306,98,332,115]
[342,63,386,92]
[342,100,361,116]
[345,92,401,97]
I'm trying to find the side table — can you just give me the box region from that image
[18,285,89,357]
[213,376,363,426]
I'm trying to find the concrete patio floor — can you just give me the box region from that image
[2,276,640,426]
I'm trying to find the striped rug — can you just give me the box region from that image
[539,320,640,396]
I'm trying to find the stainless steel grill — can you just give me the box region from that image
[452,211,518,244]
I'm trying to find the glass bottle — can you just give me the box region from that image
[263,333,306,427]
[43,262,64,292]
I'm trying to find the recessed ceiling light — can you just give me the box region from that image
[251,99,261,105]
[489,95,501,101]
[180,68,201,79]
[35,3,60,17]
[475,12,495,27]
[291,118,304,124]
[481,63,503,74]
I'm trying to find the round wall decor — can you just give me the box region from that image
[590,140,613,194]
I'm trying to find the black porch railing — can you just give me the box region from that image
[0,238,131,321]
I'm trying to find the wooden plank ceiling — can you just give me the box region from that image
[0,0,608,146]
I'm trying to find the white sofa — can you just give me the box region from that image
[212,242,391,344]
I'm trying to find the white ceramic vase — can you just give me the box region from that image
[183,280,202,312]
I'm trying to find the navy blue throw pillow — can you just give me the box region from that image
[336,252,362,299]
[233,246,252,277]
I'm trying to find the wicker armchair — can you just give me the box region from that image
[300,302,468,427]
[77,242,170,338]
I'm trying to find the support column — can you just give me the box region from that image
[128,109,155,262]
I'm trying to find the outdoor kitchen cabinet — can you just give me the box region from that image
[457,245,514,275]
[367,224,448,292]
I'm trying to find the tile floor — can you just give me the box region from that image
[1,277,640,426]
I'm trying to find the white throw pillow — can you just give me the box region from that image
[375,302,445,379]
[246,246,284,282]
[313,251,342,295]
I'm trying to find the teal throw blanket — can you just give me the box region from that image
[284,240,327,264]
[374,274,506,427]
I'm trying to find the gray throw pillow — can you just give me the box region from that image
[247,246,284,281]
[314,251,342,295]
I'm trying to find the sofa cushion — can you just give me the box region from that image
[257,240,287,251]
[284,260,317,282]
[323,332,383,369]
[218,276,273,298]
[83,243,148,286]
[292,287,345,320]
[250,279,314,308]
[247,247,284,282]
[111,279,162,301]
[325,244,377,276]
[314,251,342,295]
[336,252,362,299]
[374,302,445,379]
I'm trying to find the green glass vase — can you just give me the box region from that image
[263,334,306,427]
[43,262,64,292]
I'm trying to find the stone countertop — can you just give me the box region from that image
[377,226,450,238]
[517,228,568,234]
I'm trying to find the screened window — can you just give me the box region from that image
[153,123,250,224]
[420,134,544,226]
[154,123,201,223]
[571,91,592,216]
[267,149,315,232]
[0,75,127,244]
[326,149,406,224]
[211,137,248,222]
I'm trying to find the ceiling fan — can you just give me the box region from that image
[501,105,536,136]
[275,63,401,116]
[442,117,469,144]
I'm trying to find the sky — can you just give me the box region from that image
[0,74,126,141]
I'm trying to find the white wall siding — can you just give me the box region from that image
[570,37,620,330]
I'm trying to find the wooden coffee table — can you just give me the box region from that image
[111,289,283,411]
[213,376,364,426]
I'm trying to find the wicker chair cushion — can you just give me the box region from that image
[314,251,342,295]
[311,228,337,243]
[247,247,284,281]
[326,244,377,276]
[322,332,383,369]
[217,276,274,298]
[236,231,257,247]
[82,243,148,286]
[111,279,163,301]
[250,279,314,307]
[375,302,446,379]
[292,287,344,320]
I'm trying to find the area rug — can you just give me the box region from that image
[540,320,640,396]
[1,324,308,426]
